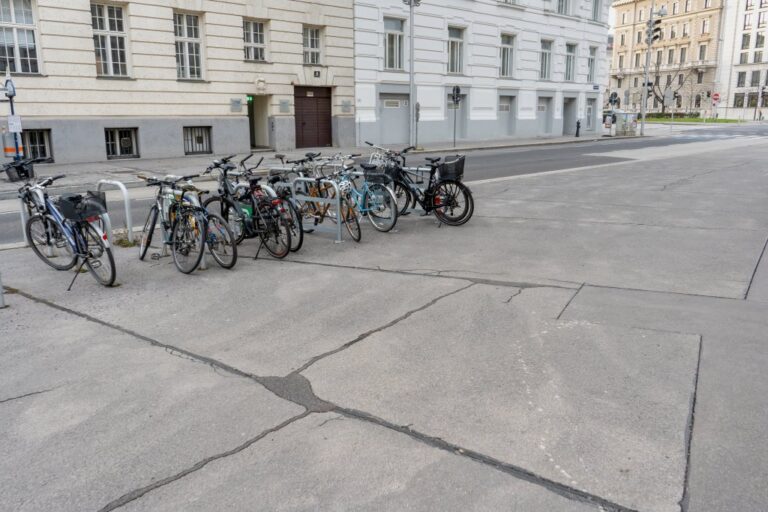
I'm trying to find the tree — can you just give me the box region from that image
[647,56,694,113]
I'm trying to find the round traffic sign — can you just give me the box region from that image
[712,92,720,101]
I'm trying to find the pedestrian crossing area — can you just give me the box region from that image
[669,132,767,141]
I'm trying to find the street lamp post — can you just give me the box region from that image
[640,1,667,136]
[403,0,420,148]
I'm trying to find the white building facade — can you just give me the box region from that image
[354,0,610,147]
[715,0,768,120]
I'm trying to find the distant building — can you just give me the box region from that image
[355,0,610,146]
[609,0,722,115]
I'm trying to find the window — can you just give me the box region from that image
[637,30,642,44]
[745,13,753,29]
[704,0,711,6]
[0,0,38,73]
[671,25,677,38]
[620,33,625,46]
[699,44,707,60]
[183,126,212,155]
[697,70,704,83]
[500,34,514,77]
[588,46,596,82]
[565,43,576,81]
[751,70,761,86]
[384,18,404,70]
[680,47,686,62]
[701,19,710,33]
[654,75,660,85]
[695,94,701,107]
[634,77,639,86]
[684,0,691,11]
[105,128,139,159]
[303,26,321,65]
[743,34,751,49]
[759,12,767,28]
[617,77,623,88]
[539,40,552,79]
[762,0,768,7]
[22,129,51,160]
[740,52,749,64]
[635,52,641,67]
[672,2,679,14]
[755,50,763,62]
[622,12,627,24]
[591,0,600,21]
[737,71,746,87]
[666,74,672,86]
[748,91,759,107]
[656,49,662,64]
[243,20,266,62]
[448,27,463,74]
[618,54,624,68]
[639,9,644,21]
[757,33,765,47]
[557,0,569,15]
[678,73,684,85]
[91,4,127,76]
[682,23,689,37]
[747,0,754,9]
[174,13,201,79]
[733,92,745,107]
[668,48,675,64]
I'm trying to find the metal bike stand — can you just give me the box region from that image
[291,177,343,243]
[96,179,133,243]
[18,197,29,245]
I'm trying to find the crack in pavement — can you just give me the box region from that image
[680,335,704,512]
[97,411,312,512]
[0,387,56,405]
[745,236,768,300]
[556,283,585,320]
[291,283,476,374]
[658,169,719,192]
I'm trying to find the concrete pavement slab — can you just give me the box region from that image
[0,245,467,376]
[560,285,768,512]
[0,294,303,512]
[304,285,701,512]
[120,412,599,512]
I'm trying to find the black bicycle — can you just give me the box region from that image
[365,142,474,226]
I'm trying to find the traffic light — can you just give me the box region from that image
[706,91,711,98]
[646,19,662,45]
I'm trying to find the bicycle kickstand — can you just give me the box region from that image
[254,239,264,260]
[66,259,88,292]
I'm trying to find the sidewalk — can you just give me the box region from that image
[0,133,634,200]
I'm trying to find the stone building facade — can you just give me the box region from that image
[609,0,722,114]
[2,0,355,164]
[354,0,610,146]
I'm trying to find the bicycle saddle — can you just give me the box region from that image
[305,152,321,159]
[268,175,281,185]
[274,154,286,160]
[425,157,441,164]
[360,163,378,171]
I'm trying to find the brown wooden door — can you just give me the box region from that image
[294,87,332,148]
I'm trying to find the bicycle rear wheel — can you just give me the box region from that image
[341,198,361,242]
[432,180,474,226]
[203,196,246,245]
[139,205,158,261]
[206,214,238,269]
[171,209,206,273]
[364,183,398,233]
[25,214,77,270]
[281,199,304,252]
[83,223,116,286]
[393,181,412,216]
[259,206,291,259]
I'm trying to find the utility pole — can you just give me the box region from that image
[640,1,666,136]
[403,0,420,148]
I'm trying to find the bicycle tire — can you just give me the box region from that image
[364,183,398,233]
[171,209,206,273]
[139,205,158,261]
[432,180,474,226]
[25,214,77,271]
[341,197,361,242]
[393,181,412,216]
[282,199,304,252]
[83,222,116,286]
[259,206,291,259]
[206,213,238,269]
[203,196,246,245]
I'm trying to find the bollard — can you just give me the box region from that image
[575,120,581,138]
[96,180,133,243]
[0,272,6,309]
[19,197,29,245]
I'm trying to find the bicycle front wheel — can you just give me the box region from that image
[341,198,361,242]
[171,210,206,273]
[206,213,237,269]
[259,207,291,259]
[364,184,398,233]
[281,199,304,252]
[393,181,412,216]
[83,223,116,286]
[25,214,77,271]
[139,205,158,261]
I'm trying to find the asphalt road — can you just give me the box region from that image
[2,123,766,245]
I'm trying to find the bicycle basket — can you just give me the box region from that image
[57,191,107,221]
[5,161,35,182]
[364,170,391,185]
[438,156,465,182]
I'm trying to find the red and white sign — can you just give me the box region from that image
[712,92,721,102]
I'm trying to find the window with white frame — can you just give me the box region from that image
[701,19,710,33]
[656,49,662,64]
[672,2,679,14]
[618,54,624,68]
[557,0,569,15]
[638,9,644,21]
[500,34,514,77]
[448,27,463,74]
[699,44,707,60]
[91,4,127,76]
[684,0,691,11]
[635,52,641,67]
[704,0,711,6]
[303,26,321,64]
[384,18,404,70]
[243,20,266,62]
[539,40,552,80]
[105,128,139,159]
[0,0,38,73]
[622,12,627,24]
[682,23,689,36]
[22,129,51,160]
[668,48,675,64]
[744,13,753,29]
[565,43,576,81]
[680,46,686,62]
[174,12,202,79]
[588,46,596,82]
[759,11,766,28]
[592,0,601,21]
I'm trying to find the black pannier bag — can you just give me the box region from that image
[57,191,107,221]
[4,161,35,182]
[438,155,465,181]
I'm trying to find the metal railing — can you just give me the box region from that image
[291,177,343,243]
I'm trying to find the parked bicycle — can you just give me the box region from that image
[19,174,116,288]
[366,142,474,226]
[138,173,237,273]
[201,156,292,259]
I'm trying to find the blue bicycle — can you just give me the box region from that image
[19,174,116,288]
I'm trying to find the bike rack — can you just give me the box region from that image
[18,197,29,245]
[96,179,133,243]
[291,177,343,243]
